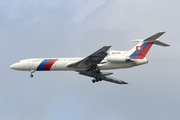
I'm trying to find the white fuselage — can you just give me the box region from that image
[10,56,148,72]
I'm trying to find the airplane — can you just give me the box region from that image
[10,32,170,85]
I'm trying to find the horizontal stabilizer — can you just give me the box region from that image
[131,32,170,47]
[153,40,170,46]
[144,31,166,41]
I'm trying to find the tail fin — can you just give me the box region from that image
[124,32,170,59]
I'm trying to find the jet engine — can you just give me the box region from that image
[107,56,131,62]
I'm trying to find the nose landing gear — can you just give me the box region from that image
[30,70,35,78]
[30,74,33,78]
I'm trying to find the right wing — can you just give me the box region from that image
[79,71,128,85]
[102,75,128,85]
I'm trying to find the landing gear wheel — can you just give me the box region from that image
[92,79,96,83]
[86,68,89,72]
[92,65,96,70]
[30,70,35,78]
[30,74,33,78]
[96,67,100,71]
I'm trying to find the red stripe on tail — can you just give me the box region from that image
[134,42,153,59]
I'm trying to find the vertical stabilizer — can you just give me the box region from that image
[124,32,170,59]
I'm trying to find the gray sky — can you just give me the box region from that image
[1,0,179,120]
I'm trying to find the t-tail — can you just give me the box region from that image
[124,32,170,59]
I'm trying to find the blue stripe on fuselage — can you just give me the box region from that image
[129,42,148,59]
[37,59,51,71]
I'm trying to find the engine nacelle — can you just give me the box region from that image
[107,56,131,62]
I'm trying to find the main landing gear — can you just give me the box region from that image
[30,70,35,78]
[86,64,99,72]
[92,78,102,83]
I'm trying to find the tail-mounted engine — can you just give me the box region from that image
[107,56,131,62]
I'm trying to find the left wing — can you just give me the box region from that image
[67,46,111,69]
[79,71,128,85]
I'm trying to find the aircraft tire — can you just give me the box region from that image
[86,68,89,72]
[30,74,33,78]
[92,65,96,70]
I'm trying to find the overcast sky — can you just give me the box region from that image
[1,0,179,120]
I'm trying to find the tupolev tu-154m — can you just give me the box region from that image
[10,32,170,85]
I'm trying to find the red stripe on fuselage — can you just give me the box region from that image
[43,59,58,70]
[134,42,153,59]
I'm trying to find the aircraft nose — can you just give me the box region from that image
[10,63,18,70]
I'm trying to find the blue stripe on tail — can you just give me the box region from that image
[129,42,148,59]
